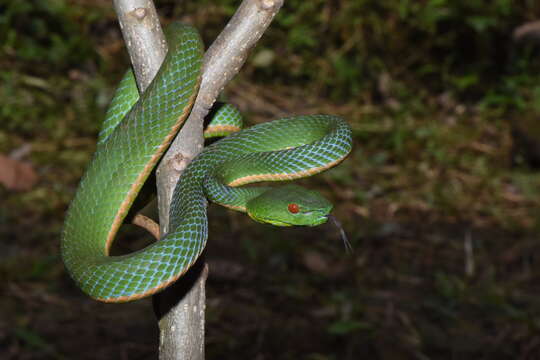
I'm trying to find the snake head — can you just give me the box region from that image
[246,184,333,227]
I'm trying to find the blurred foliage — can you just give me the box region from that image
[2,0,540,359]
[239,0,540,103]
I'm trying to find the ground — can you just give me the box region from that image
[2,1,540,359]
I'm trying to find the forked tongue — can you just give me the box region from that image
[327,215,353,253]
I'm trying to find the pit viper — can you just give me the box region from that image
[61,22,352,303]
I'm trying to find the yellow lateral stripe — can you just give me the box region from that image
[203,124,241,136]
[227,154,349,187]
[216,202,247,212]
[104,78,201,256]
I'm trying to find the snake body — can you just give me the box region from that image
[61,23,352,303]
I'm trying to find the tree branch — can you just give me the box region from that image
[155,3,285,359]
[113,0,166,92]
[155,1,284,357]
[113,0,284,359]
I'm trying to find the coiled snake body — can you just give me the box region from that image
[61,23,352,303]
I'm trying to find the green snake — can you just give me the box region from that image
[61,23,353,303]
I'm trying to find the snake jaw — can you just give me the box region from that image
[247,208,331,228]
[246,211,293,226]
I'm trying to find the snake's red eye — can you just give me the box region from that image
[288,203,300,214]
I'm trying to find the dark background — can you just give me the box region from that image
[2,0,540,359]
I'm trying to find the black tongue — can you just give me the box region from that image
[327,214,353,253]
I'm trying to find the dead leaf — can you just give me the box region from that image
[0,154,38,191]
